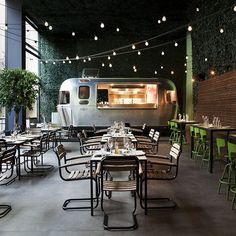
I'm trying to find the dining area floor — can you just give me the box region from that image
[0,140,236,236]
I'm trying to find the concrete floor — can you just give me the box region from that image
[0,141,236,236]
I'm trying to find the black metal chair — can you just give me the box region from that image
[140,143,181,209]
[21,134,53,175]
[54,144,99,210]
[0,147,17,218]
[98,155,139,230]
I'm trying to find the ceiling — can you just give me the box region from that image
[22,0,196,38]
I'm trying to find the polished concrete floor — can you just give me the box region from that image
[0,141,236,236]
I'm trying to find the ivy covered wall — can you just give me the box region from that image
[39,33,186,121]
[190,0,236,79]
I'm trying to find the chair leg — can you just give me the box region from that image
[103,190,138,231]
[0,204,11,218]
[231,192,236,210]
[63,178,99,211]
[139,179,176,209]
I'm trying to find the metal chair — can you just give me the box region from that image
[140,143,181,209]
[54,144,99,210]
[98,155,139,230]
[0,147,17,218]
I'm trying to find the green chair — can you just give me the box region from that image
[230,186,236,209]
[190,126,200,159]
[218,142,236,200]
[215,138,228,169]
[169,121,178,144]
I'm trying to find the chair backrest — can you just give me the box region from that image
[0,147,16,166]
[0,139,7,152]
[101,155,139,172]
[148,129,155,139]
[169,143,181,160]
[227,142,236,164]
[153,131,160,143]
[216,138,226,158]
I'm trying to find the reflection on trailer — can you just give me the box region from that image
[57,77,178,127]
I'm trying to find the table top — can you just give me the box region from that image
[101,133,137,143]
[91,149,147,161]
[4,134,41,144]
[171,119,200,124]
[193,124,236,131]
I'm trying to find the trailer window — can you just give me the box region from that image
[79,86,90,99]
[59,91,70,104]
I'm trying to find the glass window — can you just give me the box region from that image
[0,0,6,69]
[79,86,90,99]
[59,91,70,104]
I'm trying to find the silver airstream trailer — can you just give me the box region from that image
[57,77,178,127]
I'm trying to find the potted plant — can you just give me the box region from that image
[0,68,40,130]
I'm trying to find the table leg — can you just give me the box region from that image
[17,145,21,181]
[144,160,147,215]
[180,124,183,151]
[209,131,213,173]
[90,161,94,216]
[191,131,194,159]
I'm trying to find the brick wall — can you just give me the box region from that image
[194,71,236,127]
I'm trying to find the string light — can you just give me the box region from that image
[154,70,157,74]
[66,56,69,60]
[158,20,161,24]
[171,70,174,75]
[161,51,165,55]
[45,60,48,64]
[132,44,136,49]
[72,31,75,36]
[134,68,137,72]
[184,63,187,66]
[76,55,79,60]
[234,6,236,12]
[63,60,65,64]
[138,51,141,55]
[116,27,120,32]
[133,65,136,70]
[192,78,195,82]
[109,63,112,68]
[44,21,49,27]
[102,63,105,67]
[205,57,208,62]
[145,41,149,46]
[100,22,105,28]
[210,70,215,75]
[69,60,71,64]
[94,35,98,40]
[187,25,192,31]
[160,66,164,69]
[174,42,178,47]
[186,56,188,60]
[53,61,55,65]
[113,51,116,56]
[162,16,167,22]
[83,59,86,62]
[196,8,200,12]
[220,28,224,33]
[49,25,53,30]
[88,57,91,61]
[108,56,111,60]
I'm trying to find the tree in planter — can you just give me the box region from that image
[0,68,40,130]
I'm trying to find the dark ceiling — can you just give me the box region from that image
[22,0,195,38]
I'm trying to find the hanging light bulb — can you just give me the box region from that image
[100,22,105,28]
[49,25,53,30]
[116,27,120,32]
[210,70,215,75]
[205,57,208,62]
[113,51,116,56]
[108,56,111,60]
[133,65,136,70]
[102,63,105,67]
[196,8,200,12]
[158,20,161,24]
[45,60,48,64]
[138,51,141,55]
[72,31,75,36]
[132,44,136,49]
[40,61,43,64]
[44,21,49,27]
[83,59,86,63]
[53,61,56,65]
[76,55,79,60]
[134,68,137,72]
[220,28,224,33]
[174,42,178,47]
[109,63,112,68]
[186,56,188,60]
[188,25,192,31]
[154,70,157,74]
[145,41,149,46]
[162,16,167,22]
[233,5,236,11]
[63,60,65,64]
[69,60,71,64]
[160,66,164,69]
[94,35,98,40]
[66,56,69,60]
[161,51,165,56]
[171,71,174,75]
[88,57,91,61]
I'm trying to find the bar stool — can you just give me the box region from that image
[218,142,236,200]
